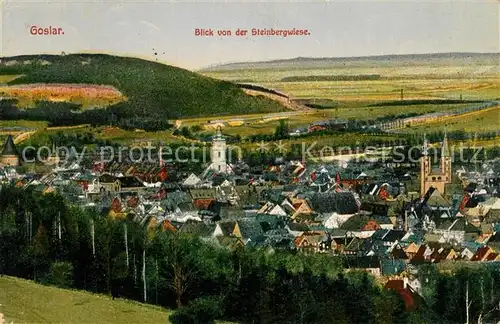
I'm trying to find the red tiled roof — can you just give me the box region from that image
[193,198,215,210]
[471,246,491,261]
[485,252,498,261]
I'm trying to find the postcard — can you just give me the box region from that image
[0,1,499,323]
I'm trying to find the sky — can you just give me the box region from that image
[1,0,499,70]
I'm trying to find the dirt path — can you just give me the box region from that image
[242,89,312,111]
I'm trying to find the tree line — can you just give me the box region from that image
[1,185,499,323]
[0,99,172,131]
[0,185,412,323]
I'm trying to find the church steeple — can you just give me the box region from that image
[422,133,428,156]
[441,130,450,158]
[420,131,452,197]
[0,134,21,166]
[1,135,18,156]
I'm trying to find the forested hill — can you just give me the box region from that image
[201,52,500,71]
[0,54,285,129]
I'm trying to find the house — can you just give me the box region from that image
[286,222,310,237]
[182,173,201,187]
[293,231,331,253]
[346,255,381,277]
[119,176,146,193]
[487,231,500,251]
[380,259,407,276]
[309,192,359,217]
[258,202,287,217]
[470,246,496,262]
[213,221,237,237]
[459,246,476,260]
[410,245,434,264]
[179,220,216,239]
[190,188,217,210]
[98,174,121,193]
[429,247,457,262]
[343,237,367,256]
[433,218,470,244]
[384,279,424,310]
[328,229,351,254]
[340,213,381,238]
[289,198,314,220]
[233,219,266,245]
[404,242,420,258]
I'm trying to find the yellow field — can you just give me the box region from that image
[0,74,22,83]
[0,83,126,109]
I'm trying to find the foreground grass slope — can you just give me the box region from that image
[0,276,170,323]
[0,54,285,118]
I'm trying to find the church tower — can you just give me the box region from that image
[420,132,452,196]
[203,127,233,175]
[0,135,21,167]
[211,127,228,172]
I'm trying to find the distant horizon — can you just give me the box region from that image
[2,1,498,69]
[198,51,500,70]
[2,51,499,72]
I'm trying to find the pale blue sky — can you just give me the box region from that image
[1,0,499,69]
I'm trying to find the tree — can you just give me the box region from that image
[274,119,289,139]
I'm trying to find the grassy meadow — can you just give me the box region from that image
[0,276,171,324]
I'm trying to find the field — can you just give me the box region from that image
[0,54,285,119]
[201,54,500,139]
[0,83,126,108]
[177,103,471,138]
[405,106,500,133]
[203,67,500,102]
[1,53,498,145]
[0,75,22,83]
[0,276,171,323]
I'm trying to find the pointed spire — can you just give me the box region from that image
[422,133,428,156]
[1,135,18,156]
[442,129,450,157]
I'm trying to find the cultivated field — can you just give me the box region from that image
[0,276,171,323]
[204,67,500,102]
[0,83,126,108]
[201,56,499,139]
[406,106,500,134]
[178,103,471,138]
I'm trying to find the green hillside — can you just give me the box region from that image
[0,54,285,128]
[0,276,171,323]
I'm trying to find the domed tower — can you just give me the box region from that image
[211,127,227,172]
[202,127,233,176]
[0,135,21,167]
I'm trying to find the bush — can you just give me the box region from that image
[169,297,223,324]
[46,261,73,288]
